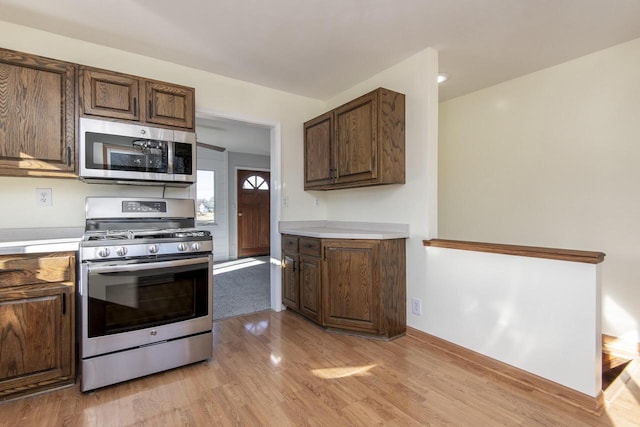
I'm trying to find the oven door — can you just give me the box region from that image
[80,254,212,358]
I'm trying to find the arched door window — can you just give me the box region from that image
[242,175,269,191]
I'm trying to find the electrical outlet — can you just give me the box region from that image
[411,297,422,316]
[36,188,52,207]
[314,197,320,207]
[282,196,289,207]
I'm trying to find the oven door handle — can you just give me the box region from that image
[87,257,209,274]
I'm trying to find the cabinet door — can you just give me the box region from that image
[304,111,334,189]
[0,283,74,398]
[322,240,379,332]
[299,255,321,322]
[282,251,300,310]
[146,81,195,130]
[0,48,76,177]
[80,67,140,121]
[334,91,378,185]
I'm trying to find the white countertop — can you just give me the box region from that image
[0,227,83,255]
[279,220,409,240]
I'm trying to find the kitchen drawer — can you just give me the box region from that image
[0,253,74,288]
[282,235,299,252]
[299,238,321,257]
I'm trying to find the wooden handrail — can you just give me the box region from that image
[423,239,605,264]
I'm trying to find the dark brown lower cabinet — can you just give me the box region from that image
[299,254,321,322]
[281,235,406,339]
[282,250,300,309]
[281,236,322,324]
[0,252,75,401]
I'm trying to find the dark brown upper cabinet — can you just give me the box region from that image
[80,68,140,121]
[80,66,195,130]
[0,48,76,178]
[303,87,405,190]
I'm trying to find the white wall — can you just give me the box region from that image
[439,37,640,344]
[426,247,602,396]
[0,19,325,230]
[0,19,325,313]
[317,48,440,331]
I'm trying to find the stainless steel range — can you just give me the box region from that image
[78,197,213,392]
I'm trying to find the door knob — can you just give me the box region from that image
[238,212,243,216]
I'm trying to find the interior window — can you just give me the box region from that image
[196,170,215,223]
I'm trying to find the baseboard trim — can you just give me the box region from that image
[406,327,604,415]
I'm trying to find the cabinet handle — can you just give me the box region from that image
[66,146,72,167]
[133,97,138,116]
[292,260,296,272]
[323,247,327,261]
[62,293,67,315]
[148,100,153,117]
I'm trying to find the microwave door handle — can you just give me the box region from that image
[87,257,208,274]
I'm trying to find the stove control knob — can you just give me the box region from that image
[116,247,128,257]
[178,243,188,252]
[191,242,200,251]
[97,247,111,258]
[148,244,159,254]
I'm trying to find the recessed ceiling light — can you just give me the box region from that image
[437,73,449,84]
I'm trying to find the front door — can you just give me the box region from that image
[237,169,270,258]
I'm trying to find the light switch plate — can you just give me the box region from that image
[36,188,53,207]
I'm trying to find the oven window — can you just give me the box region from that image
[84,131,169,173]
[87,261,209,337]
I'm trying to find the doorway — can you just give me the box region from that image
[195,114,281,317]
[237,169,271,258]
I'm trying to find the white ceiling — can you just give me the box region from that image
[3,0,640,153]
[2,0,640,102]
[196,116,271,156]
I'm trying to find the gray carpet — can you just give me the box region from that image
[212,256,271,320]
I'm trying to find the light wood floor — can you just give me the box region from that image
[2,310,640,426]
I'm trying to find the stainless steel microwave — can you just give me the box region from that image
[79,117,196,186]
